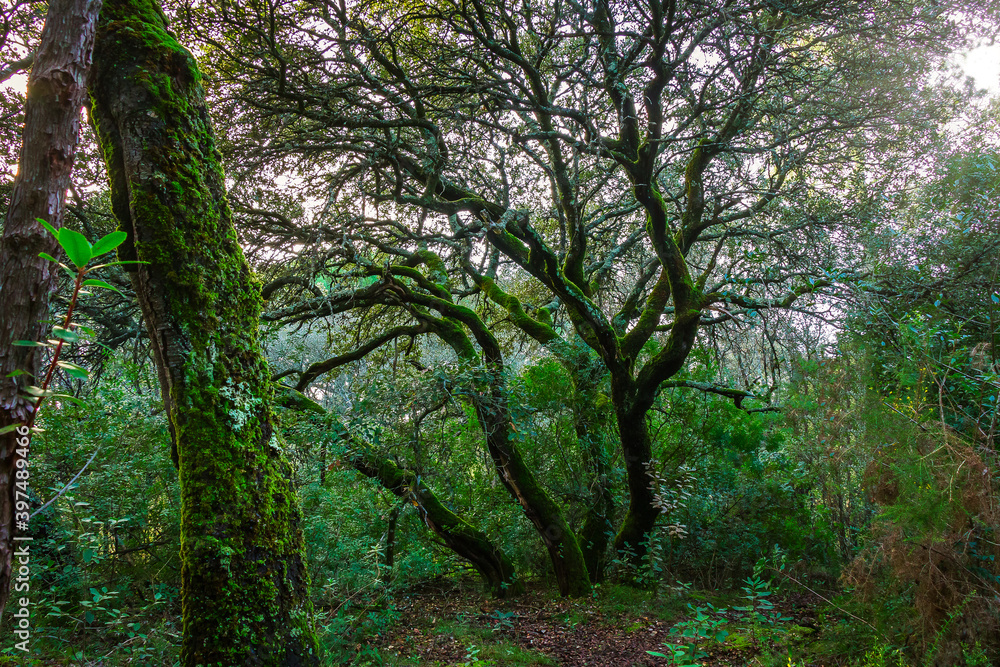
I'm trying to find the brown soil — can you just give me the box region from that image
[365,579,829,666]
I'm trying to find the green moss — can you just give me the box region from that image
[90,1,320,664]
[478,277,561,346]
[412,249,449,287]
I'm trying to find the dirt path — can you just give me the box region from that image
[365,580,829,666]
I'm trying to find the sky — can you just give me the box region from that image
[3,43,1000,96]
[956,43,1000,95]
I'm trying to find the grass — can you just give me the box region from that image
[477,642,557,665]
[592,582,688,621]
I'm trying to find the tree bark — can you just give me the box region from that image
[611,406,659,564]
[382,501,401,574]
[429,310,592,597]
[572,364,615,582]
[88,1,319,663]
[276,387,523,598]
[471,381,592,596]
[349,443,523,597]
[347,258,594,597]
[0,0,102,620]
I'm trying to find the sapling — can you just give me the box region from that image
[1,221,134,447]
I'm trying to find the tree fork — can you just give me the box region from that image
[89,1,319,662]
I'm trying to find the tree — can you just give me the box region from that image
[278,386,523,596]
[0,0,102,619]
[88,0,319,662]
[854,140,1000,444]
[183,0,973,580]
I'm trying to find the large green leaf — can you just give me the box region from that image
[36,218,58,238]
[58,229,92,267]
[82,278,122,295]
[90,230,127,257]
[57,361,90,380]
[50,326,80,343]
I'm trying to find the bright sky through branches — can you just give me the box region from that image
[3,45,1000,95]
[957,43,1000,94]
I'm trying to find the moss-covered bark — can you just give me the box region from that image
[276,388,523,597]
[89,1,319,663]
[353,254,592,597]
[348,442,523,597]
[466,268,614,594]
[423,307,592,597]
[472,383,592,596]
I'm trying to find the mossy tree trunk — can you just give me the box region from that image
[414,297,592,597]
[89,1,319,663]
[610,400,660,563]
[349,443,523,597]
[275,250,593,597]
[471,373,592,597]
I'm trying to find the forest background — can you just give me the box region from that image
[1,0,999,665]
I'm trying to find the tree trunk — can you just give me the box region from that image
[0,0,102,620]
[276,387,523,597]
[572,366,615,582]
[88,1,319,663]
[421,306,592,596]
[349,442,523,597]
[471,377,591,597]
[611,399,659,566]
[382,501,402,575]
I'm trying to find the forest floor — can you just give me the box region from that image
[348,577,859,667]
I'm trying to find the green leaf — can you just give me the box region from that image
[12,340,49,347]
[90,230,127,257]
[52,393,87,406]
[57,361,89,379]
[0,424,23,436]
[24,386,55,397]
[58,228,92,268]
[36,218,59,238]
[5,369,32,378]
[38,252,60,263]
[82,278,122,295]
[50,326,80,343]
